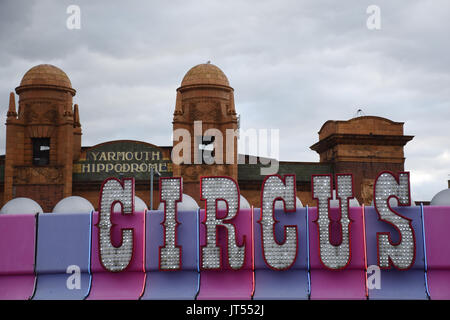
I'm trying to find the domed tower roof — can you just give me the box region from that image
[181,63,230,87]
[16,64,75,94]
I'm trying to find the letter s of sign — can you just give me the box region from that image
[66,265,81,290]
[374,172,415,270]
[98,177,135,272]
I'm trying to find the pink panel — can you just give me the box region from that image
[426,270,450,300]
[423,206,450,300]
[0,214,37,300]
[309,207,367,300]
[0,275,36,300]
[87,211,146,300]
[197,209,253,300]
[197,271,253,300]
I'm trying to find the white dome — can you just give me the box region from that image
[114,196,148,212]
[52,196,94,214]
[330,190,360,208]
[240,195,251,209]
[157,193,199,211]
[134,196,148,211]
[0,197,43,214]
[274,197,303,209]
[431,188,450,206]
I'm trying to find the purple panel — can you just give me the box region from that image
[197,271,253,300]
[32,273,91,300]
[423,206,450,300]
[33,212,92,300]
[143,272,199,300]
[145,210,198,270]
[309,207,366,300]
[0,214,37,300]
[253,208,308,300]
[87,211,146,300]
[365,206,427,300]
[253,269,308,300]
[197,209,253,300]
[141,210,199,300]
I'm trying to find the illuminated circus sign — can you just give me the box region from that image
[0,171,448,300]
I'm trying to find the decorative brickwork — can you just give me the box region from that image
[14,184,64,212]
[3,64,82,211]
[2,64,413,211]
[173,63,238,204]
[310,116,413,205]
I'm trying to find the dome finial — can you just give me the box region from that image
[207,60,211,64]
[354,108,366,118]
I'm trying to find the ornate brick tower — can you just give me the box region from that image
[172,63,238,202]
[3,64,82,211]
[310,116,413,205]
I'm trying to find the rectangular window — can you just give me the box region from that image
[32,138,50,165]
[199,136,215,164]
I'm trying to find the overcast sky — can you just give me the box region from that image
[0,0,449,201]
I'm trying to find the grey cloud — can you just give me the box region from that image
[0,0,449,201]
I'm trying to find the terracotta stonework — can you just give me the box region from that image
[3,64,81,212]
[310,116,413,205]
[1,63,413,211]
[172,63,238,204]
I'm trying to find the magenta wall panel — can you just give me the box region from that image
[423,206,450,300]
[0,214,37,300]
[86,211,146,300]
[309,206,367,300]
[196,209,254,300]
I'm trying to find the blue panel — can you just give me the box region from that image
[32,212,92,300]
[364,206,427,300]
[33,273,91,300]
[143,272,199,300]
[254,269,309,300]
[141,210,199,300]
[252,208,309,300]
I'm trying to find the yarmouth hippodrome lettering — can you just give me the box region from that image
[73,141,172,181]
[80,151,168,173]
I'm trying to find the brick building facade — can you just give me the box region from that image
[0,63,413,212]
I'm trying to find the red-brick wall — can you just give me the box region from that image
[14,184,64,212]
